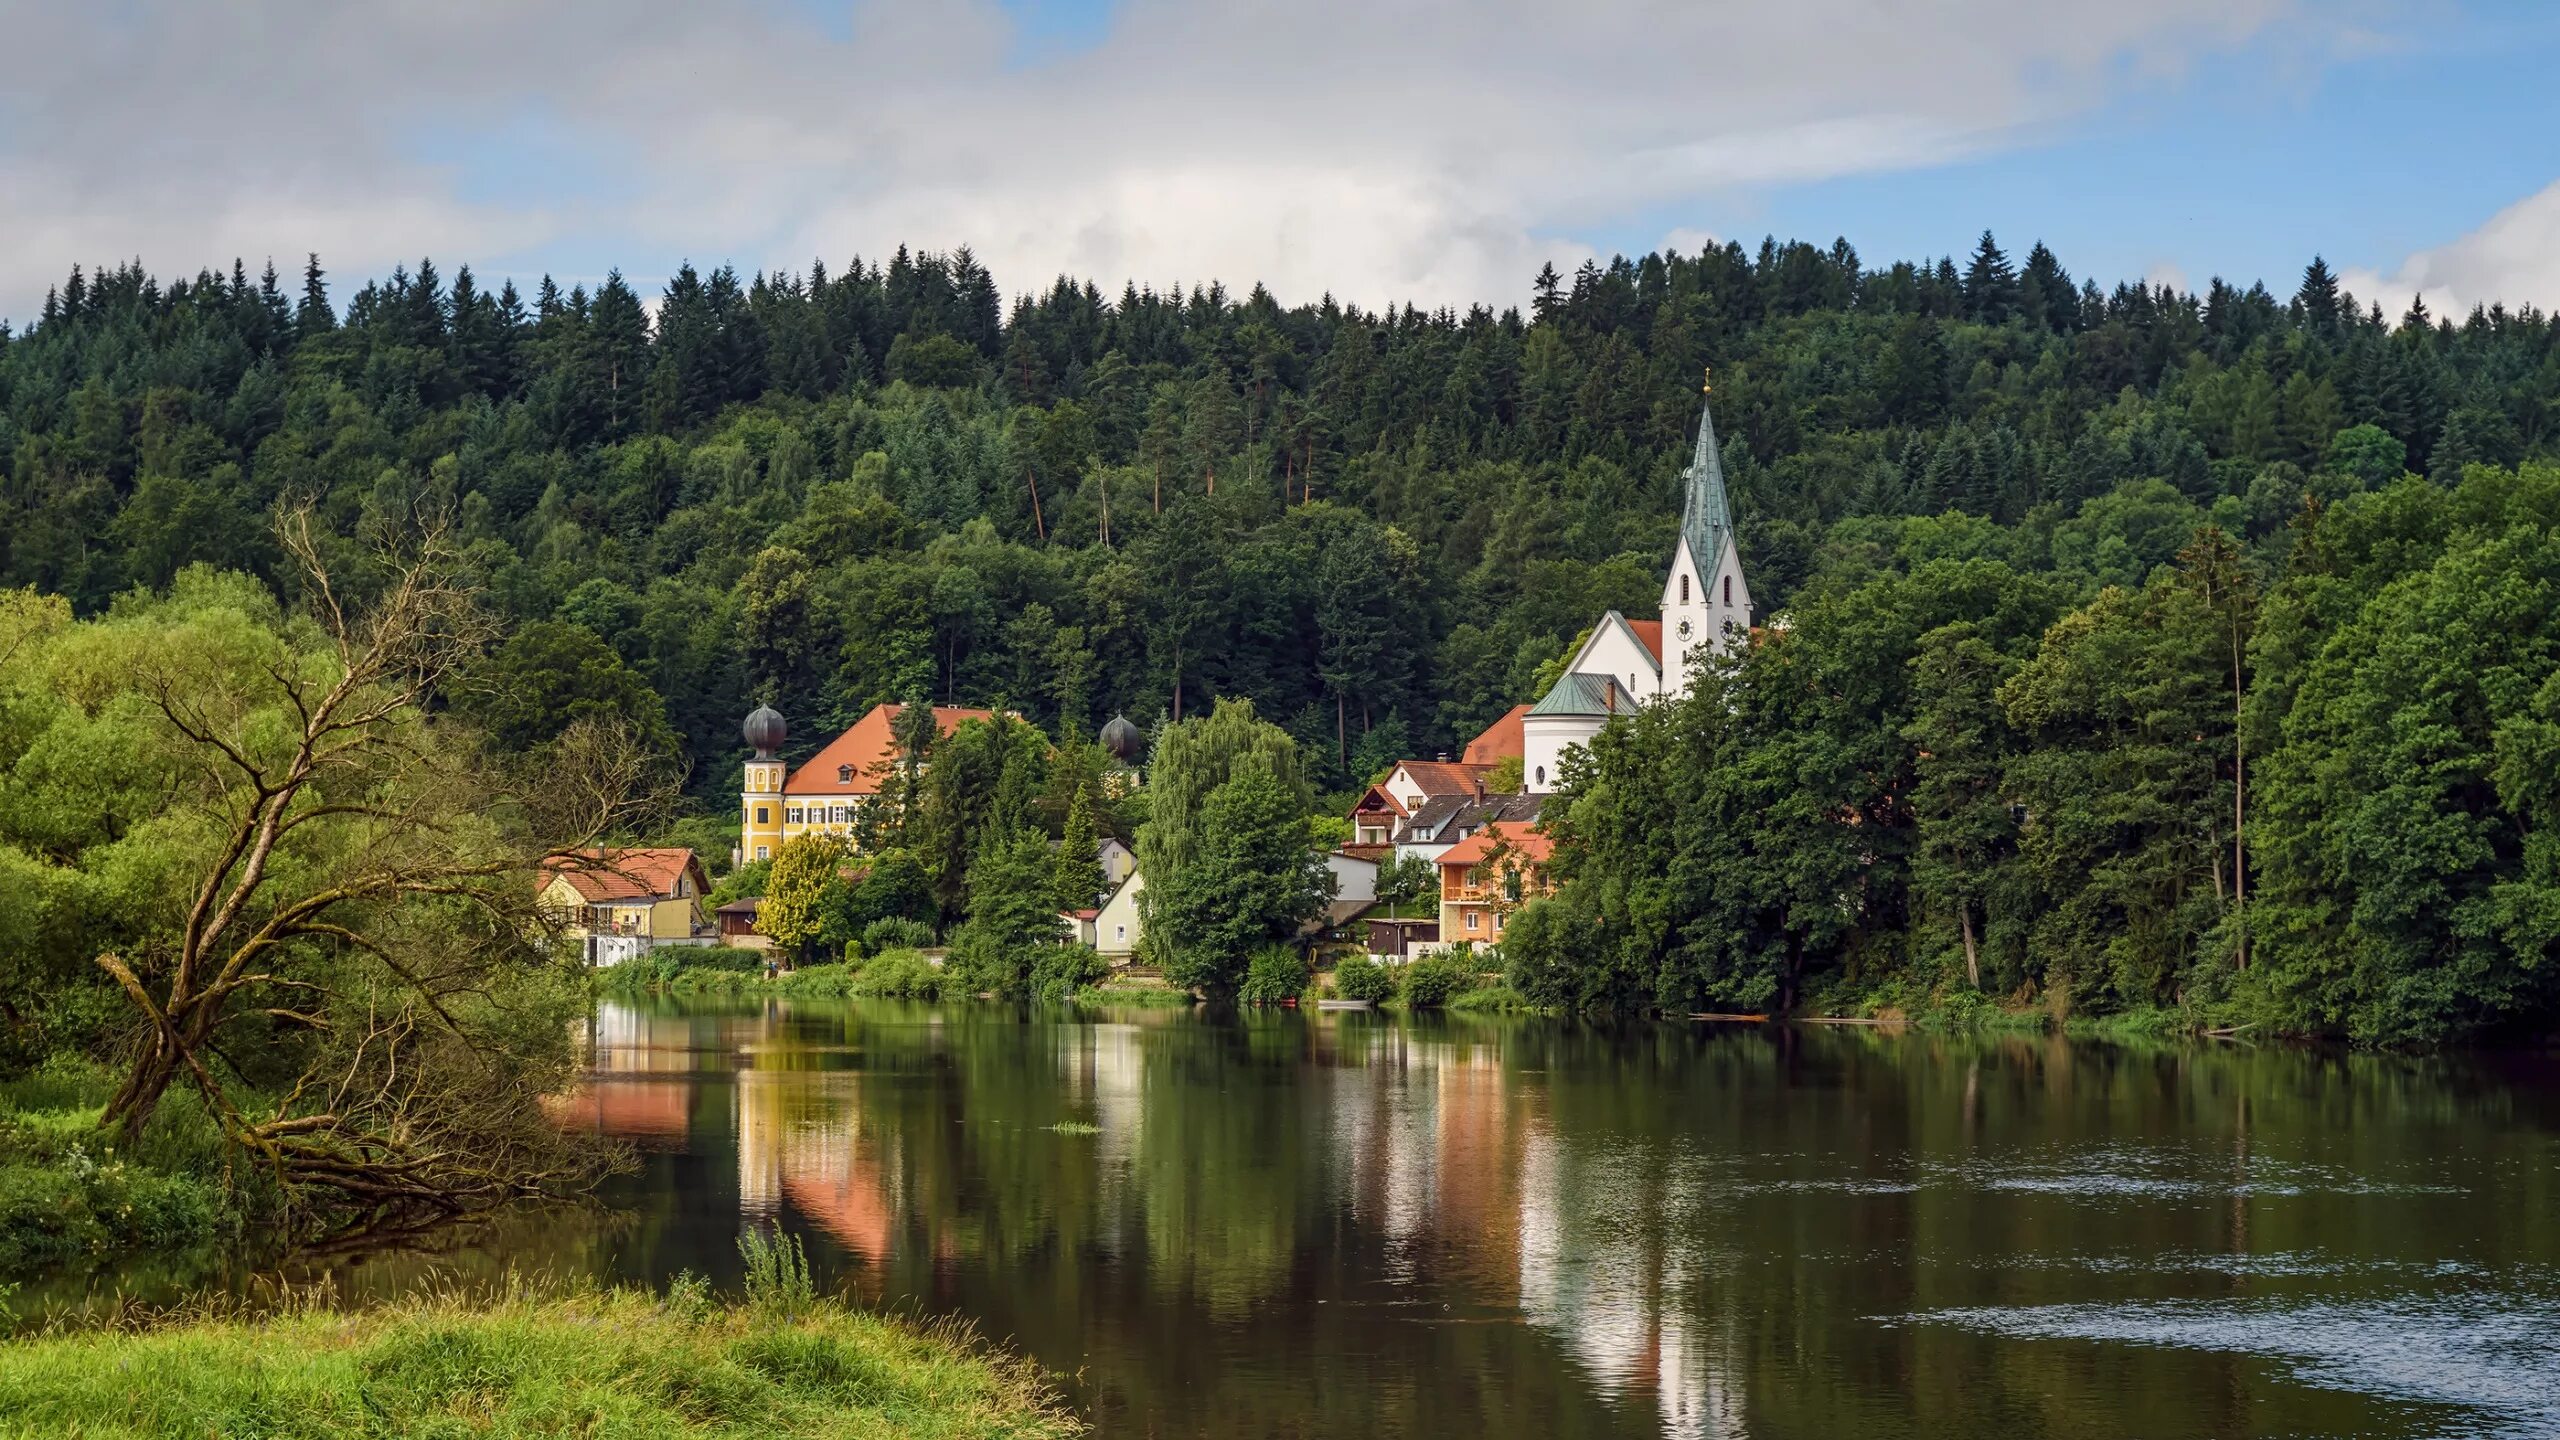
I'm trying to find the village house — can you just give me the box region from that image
[737,701,996,864]
[538,847,712,966]
[1435,824,1555,950]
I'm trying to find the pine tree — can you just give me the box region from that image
[2296,256,2342,335]
[1962,231,2018,324]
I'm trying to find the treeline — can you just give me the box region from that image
[7,235,2550,807]
[7,234,2560,1041]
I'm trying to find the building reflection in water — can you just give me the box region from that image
[1341,1019,1743,1438]
[579,1002,1741,1438]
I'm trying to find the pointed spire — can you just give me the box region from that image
[1681,373,1735,570]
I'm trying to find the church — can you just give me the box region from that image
[1521,378,1751,794]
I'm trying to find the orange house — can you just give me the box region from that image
[1435,823,1554,948]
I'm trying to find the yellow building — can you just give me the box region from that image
[538,847,710,965]
[738,702,997,864]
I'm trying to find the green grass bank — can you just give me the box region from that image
[0,1284,1079,1439]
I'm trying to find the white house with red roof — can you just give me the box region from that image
[1522,382,1751,794]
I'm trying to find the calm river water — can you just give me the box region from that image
[123,998,2560,1436]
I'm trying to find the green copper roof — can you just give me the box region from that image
[1529,672,1631,718]
[1681,390,1735,572]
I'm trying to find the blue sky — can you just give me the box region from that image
[5,0,2558,322]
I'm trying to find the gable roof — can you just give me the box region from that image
[784,703,997,796]
[1528,672,1636,718]
[542,847,702,903]
[1624,619,1664,664]
[1392,760,1492,797]
[1351,783,1410,818]
[1461,704,1528,766]
[1397,792,1543,845]
[1437,823,1554,870]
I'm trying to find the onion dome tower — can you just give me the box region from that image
[744,704,788,759]
[1099,714,1144,766]
[740,705,789,865]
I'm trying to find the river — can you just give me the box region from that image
[91,996,2560,1437]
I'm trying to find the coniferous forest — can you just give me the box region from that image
[5,234,2560,1044]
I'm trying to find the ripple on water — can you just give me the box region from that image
[1898,1293,2560,1439]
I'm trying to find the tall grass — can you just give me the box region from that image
[739,1226,818,1319]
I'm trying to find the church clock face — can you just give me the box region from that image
[1676,619,1695,641]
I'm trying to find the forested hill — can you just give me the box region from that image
[0,235,2542,803]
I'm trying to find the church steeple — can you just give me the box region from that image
[1680,369,1735,573]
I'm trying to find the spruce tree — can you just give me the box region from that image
[1962,231,2018,324]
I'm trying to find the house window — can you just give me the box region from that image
[1724,575,1733,605]
[1114,925,1127,943]
[754,845,770,861]
[1534,765,1546,787]
[838,764,853,783]
[787,807,803,824]
[1466,911,1481,931]
[1681,574,1690,603]
[754,807,770,825]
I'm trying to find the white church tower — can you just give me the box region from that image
[1521,373,1750,795]
[1659,369,1752,698]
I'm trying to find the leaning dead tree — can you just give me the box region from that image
[96,507,671,1234]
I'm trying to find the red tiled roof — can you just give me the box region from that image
[1396,760,1493,796]
[1624,619,1665,664]
[1436,823,1553,870]
[1351,783,1409,818]
[542,847,701,903]
[785,703,997,796]
[1460,705,1528,766]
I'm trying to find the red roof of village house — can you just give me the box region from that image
[785,703,997,796]
[1436,823,1553,870]
[1460,704,1528,766]
[542,847,701,903]
[1624,619,1665,664]
[1351,784,1410,818]
[1397,760,1494,796]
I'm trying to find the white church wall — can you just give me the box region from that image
[1523,713,1602,795]
[1570,618,1662,704]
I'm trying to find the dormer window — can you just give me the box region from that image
[837,764,853,784]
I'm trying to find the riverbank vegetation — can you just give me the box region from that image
[0,529,659,1275]
[0,1278,1078,1438]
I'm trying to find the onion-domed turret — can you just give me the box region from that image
[743,704,788,759]
[1099,714,1144,765]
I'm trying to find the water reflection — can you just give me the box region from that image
[533,1005,2560,1437]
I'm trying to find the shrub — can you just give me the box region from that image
[1030,945,1108,1003]
[853,950,940,999]
[1399,954,1474,1009]
[1330,956,1396,1003]
[1237,946,1309,1005]
[860,917,935,956]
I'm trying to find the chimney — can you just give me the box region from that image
[1474,777,1486,802]
[1436,751,1450,764]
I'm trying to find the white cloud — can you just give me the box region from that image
[0,0,2371,321]
[2340,178,2560,319]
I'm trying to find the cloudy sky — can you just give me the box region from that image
[3,0,2556,324]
